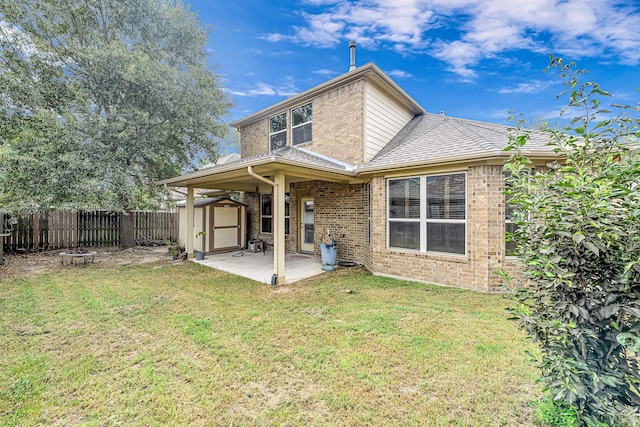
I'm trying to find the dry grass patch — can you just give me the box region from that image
[0,261,541,426]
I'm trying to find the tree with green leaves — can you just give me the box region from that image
[503,56,640,425]
[0,0,231,237]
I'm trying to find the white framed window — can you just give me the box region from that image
[387,173,466,255]
[426,174,466,254]
[269,113,287,150]
[388,177,421,250]
[260,193,290,234]
[292,103,312,145]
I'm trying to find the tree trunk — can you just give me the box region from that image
[120,211,135,248]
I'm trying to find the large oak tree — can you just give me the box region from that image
[0,0,231,221]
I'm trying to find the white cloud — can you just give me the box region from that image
[388,69,413,79]
[301,0,340,5]
[228,78,299,98]
[430,39,481,79]
[260,33,289,43]
[260,0,640,78]
[312,68,336,75]
[229,82,276,97]
[498,80,553,95]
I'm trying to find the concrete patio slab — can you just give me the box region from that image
[192,249,324,284]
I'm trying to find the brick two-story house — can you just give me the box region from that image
[160,62,556,291]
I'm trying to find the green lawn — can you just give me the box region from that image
[0,262,541,426]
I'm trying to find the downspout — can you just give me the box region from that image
[186,186,195,258]
[247,166,286,285]
[248,166,276,187]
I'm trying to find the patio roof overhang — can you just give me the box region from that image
[157,156,363,191]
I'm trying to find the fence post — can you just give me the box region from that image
[120,211,135,248]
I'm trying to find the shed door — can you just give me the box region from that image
[211,206,240,249]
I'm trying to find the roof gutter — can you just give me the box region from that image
[356,149,562,174]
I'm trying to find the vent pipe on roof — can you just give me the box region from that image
[349,41,357,71]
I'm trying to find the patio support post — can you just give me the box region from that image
[186,186,194,258]
[273,172,286,285]
[248,166,287,285]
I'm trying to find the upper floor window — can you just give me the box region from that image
[292,103,312,145]
[269,113,287,150]
[268,103,313,150]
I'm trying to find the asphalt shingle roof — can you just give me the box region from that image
[198,146,353,173]
[365,113,555,169]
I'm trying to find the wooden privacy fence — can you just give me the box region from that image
[1,210,177,252]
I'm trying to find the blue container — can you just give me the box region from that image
[321,241,337,271]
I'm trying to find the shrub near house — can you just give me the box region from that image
[504,56,640,426]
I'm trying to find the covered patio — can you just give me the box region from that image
[159,146,362,285]
[192,250,324,284]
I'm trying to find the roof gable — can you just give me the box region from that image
[231,62,425,129]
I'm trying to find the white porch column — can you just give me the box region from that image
[273,172,286,285]
[186,186,194,258]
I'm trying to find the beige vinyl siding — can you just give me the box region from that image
[364,82,414,162]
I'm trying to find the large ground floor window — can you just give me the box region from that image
[260,193,290,234]
[388,173,466,255]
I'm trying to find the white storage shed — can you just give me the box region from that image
[178,197,247,253]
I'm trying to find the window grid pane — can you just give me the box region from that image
[389,178,420,219]
[426,173,466,220]
[426,223,465,254]
[292,124,312,145]
[389,221,420,250]
[506,221,518,256]
[261,217,272,234]
[292,103,312,126]
[269,113,287,133]
[261,194,272,216]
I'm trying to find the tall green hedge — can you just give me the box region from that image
[503,56,640,426]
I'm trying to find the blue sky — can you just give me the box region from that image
[186,0,640,127]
